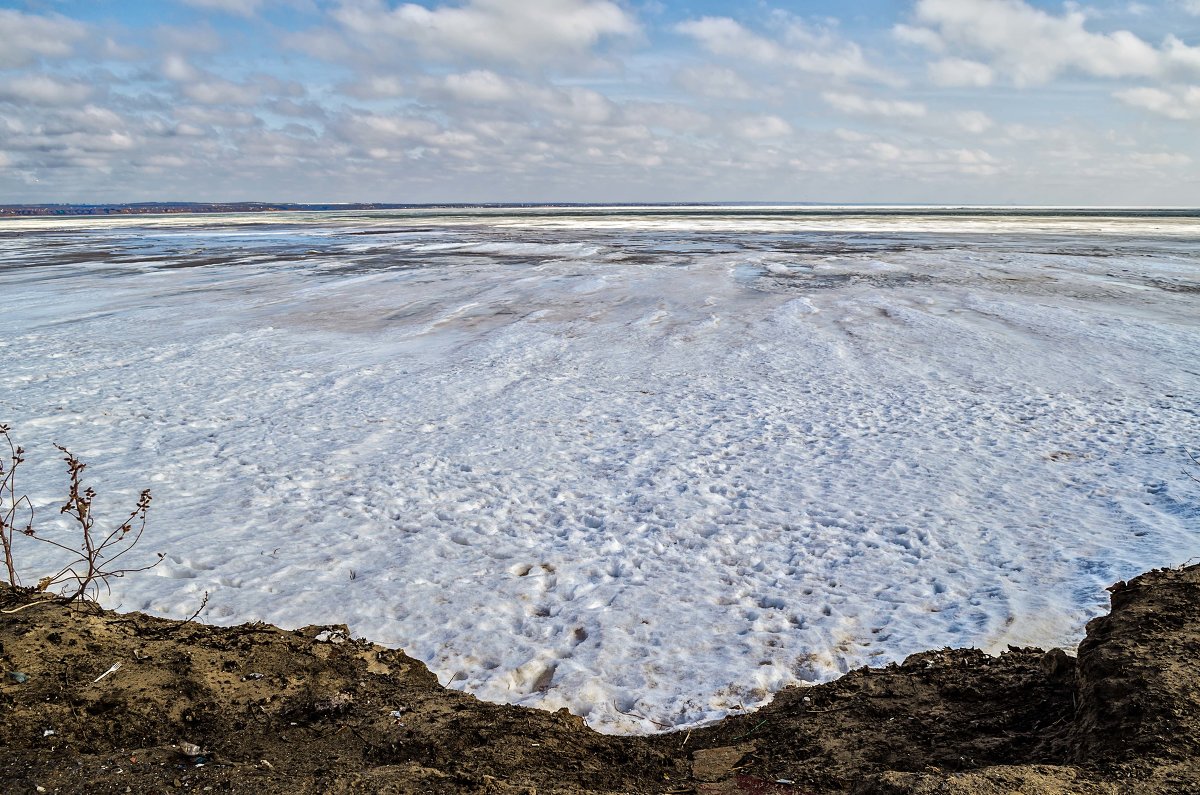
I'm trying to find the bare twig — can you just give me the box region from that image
[612,701,672,729]
[1186,450,1200,484]
[181,591,211,627]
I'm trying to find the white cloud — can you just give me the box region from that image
[185,78,259,105]
[1114,85,1200,119]
[344,75,407,99]
[0,75,92,106]
[675,65,758,100]
[1130,151,1192,166]
[822,91,926,118]
[897,0,1200,85]
[163,54,200,83]
[328,0,638,67]
[864,141,1001,175]
[730,114,792,140]
[424,70,617,124]
[954,110,994,133]
[443,70,520,103]
[176,106,262,129]
[678,16,898,84]
[893,24,945,52]
[161,56,301,106]
[1179,1,1200,15]
[624,102,711,134]
[334,112,442,151]
[182,0,266,16]
[0,10,87,68]
[59,106,125,134]
[834,128,872,142]
[928,57,994,87]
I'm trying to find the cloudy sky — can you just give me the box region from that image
[2,0,1199,204]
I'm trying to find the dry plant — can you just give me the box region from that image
[1,423,34,586]
[0,423,162,602]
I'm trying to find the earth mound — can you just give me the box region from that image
[2,564,1198,793]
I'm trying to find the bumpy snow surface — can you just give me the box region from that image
[2,207,1198,732]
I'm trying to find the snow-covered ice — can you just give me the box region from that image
[1,206,1198,732]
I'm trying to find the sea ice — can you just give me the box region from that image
[1,207,1197,732]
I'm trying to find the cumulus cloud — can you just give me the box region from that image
[442,70,521,103]
[675,65,758,100]
[822,91,926,118]
[730,114,792,140]
[866,141,1001,175]
[0,9,88,68]
[182,0,267,16]
[0,75,92,106]
[1131,151,1192,166]
[677,16,898,84]
[322,0,638,67]
[954,110,995,133]
[928,58,994,87]
[161,55,303,107]
[343,75,407,100]
[1114,85,1200,119]
[624,102,711,134]
[422,70,616,123]
[897,0,1200,85]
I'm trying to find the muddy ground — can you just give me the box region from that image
[2,565,1198,794]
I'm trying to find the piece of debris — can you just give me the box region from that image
[178,741,203,757]
[93,662,122,683]
[314,629,349,644]
[7,671,29,683]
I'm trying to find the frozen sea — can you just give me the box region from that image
[1,206,1198,732]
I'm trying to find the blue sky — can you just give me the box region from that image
[2,0,1199,203]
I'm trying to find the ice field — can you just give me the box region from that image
[1,206,1198,732]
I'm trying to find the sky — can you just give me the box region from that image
[1,0,1200,204]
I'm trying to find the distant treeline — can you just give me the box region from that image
[3,203,1196,219]
[0,201,715,218]
[0,202,455,217]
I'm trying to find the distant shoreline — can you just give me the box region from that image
[3,201,1200,219]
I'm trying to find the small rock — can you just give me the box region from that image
[7,671,29,684]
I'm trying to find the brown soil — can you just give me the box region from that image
[2,565,1198,794]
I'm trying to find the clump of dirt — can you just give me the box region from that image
[2,564,1197,794]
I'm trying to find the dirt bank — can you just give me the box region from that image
[2,565,1198,794]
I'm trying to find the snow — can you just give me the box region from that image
[1,207,1198,733]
